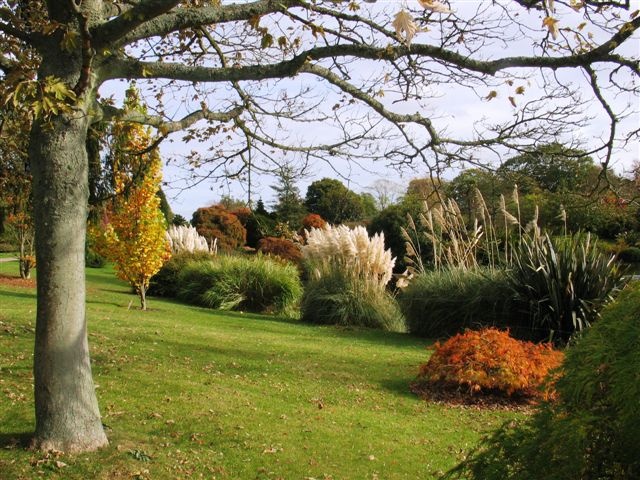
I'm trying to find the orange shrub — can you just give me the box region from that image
[417,328,563,399]
[230,207,252,226]
[192,205,247,252]
[302,213,327,230]
[257,236,302,264]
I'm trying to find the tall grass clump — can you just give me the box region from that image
[509,232,626,344]
[402,188,515,275]
[448,282,640,480]
[148,250,214,297]
[300,225,405,332]
[401,187,625,341]
[399,268,512,337]
[177,254,302,317]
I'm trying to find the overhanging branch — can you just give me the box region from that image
[95,0,300,49]
[106,25,639,85]
[100,104,244,134]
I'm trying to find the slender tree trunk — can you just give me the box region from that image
[18,231,27,279]
[30,110,108,452]
[139,287,147,311]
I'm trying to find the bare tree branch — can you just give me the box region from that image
[93,0,181,48]
[104,20,640,85]
[100,104,244,133]
[95,0,300,49]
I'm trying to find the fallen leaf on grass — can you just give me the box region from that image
[262,445,283,454]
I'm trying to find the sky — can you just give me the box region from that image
[101,0,640,219]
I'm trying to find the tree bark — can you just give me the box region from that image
[139,286,147,311]
[30,110,108,452]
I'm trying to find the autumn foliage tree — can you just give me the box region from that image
[91,86,171,311]
[0,106,34,278]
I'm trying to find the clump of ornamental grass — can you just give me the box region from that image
[166,224,217,255]
[401,186,525,275]
[300,225,405,331]
[147,250,214,298]
[399,267,513,337]
[303,225,394,287]
[176,254,302,318]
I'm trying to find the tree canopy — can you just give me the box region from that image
[0,0,638,453]
[305,177,365,224]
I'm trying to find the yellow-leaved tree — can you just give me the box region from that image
[91,86,171,310]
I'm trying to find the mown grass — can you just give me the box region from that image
[0,262,520,479]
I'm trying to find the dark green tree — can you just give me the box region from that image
[497,143,598,194]
[305,178,364,224]
[171,214,189,227]
[445,169,505,220]
[271,164,307,227]
[156,187,174,225]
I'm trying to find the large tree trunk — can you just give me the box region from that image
[25,0,109,452]
[29,110,108,452]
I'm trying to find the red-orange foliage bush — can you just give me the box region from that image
[192,205,247,252]
[302,213,327,231]
[417,328,563,399]
[257,236,302,264]
[230,207,252,226]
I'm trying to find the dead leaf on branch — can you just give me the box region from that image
[418,0,453,14]
[543,16,560,40]
[392,10,418,46]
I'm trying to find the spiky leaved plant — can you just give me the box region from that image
[508,232,626,344]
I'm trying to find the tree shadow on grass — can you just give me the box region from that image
[0,289,36,301]
[170,300,429,349]
[379,376,421,400]
[0,432,32,449]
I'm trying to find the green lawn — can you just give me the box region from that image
[0,262,519,479]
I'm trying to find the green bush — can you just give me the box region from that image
[300,271,406,332]
[399,268,512,338]
[448,282,640,480]
[148,251,213,297]
[176,254,302,317]
[508,232,626,344]
[617,246,640,264]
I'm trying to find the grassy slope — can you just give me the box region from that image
[0,262,519,479]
